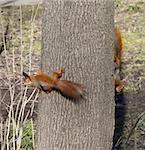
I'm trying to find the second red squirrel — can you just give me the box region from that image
[23,68,84,99]
[114,28,125,92]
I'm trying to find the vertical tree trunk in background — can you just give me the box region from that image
[37,0,115,149]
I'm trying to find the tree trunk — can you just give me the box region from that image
[36,0,115,149]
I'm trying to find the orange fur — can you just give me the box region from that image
[23,68,84,99]
[114,79,125,92]
[114,28,123,66]
[114,28,125,92]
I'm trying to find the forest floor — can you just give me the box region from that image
[0,0,145,149]
[115,0,145,149]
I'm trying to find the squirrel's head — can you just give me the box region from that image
[23,72,33,85]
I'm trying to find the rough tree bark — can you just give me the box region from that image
[36,0,115,150]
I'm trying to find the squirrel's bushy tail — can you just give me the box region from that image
[114,28,123,66]
[54,80,84,99]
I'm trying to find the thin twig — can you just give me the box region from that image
[125,111,145,145]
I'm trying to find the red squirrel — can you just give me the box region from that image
[23,68,84,99]
[114,28,125,92]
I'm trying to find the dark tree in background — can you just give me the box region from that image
[36,0,115,149]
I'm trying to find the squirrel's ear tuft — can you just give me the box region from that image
[23,72,31,81]
[60,68,65,73]
[23,72,29,78]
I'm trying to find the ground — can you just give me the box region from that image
[115,0,145,149]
